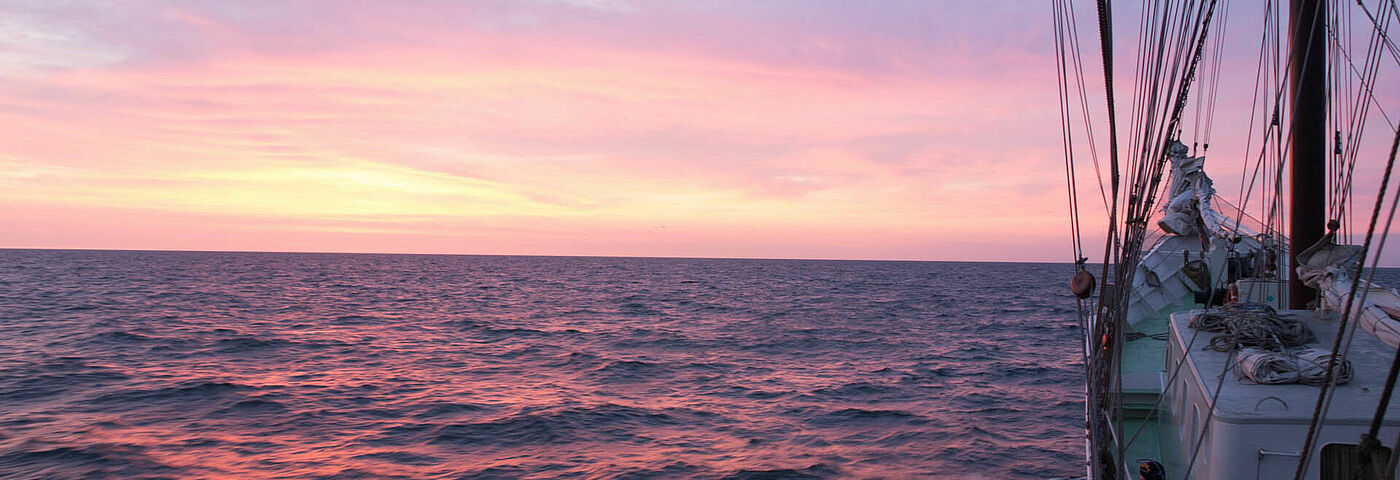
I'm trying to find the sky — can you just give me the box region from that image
[1,1,1397,263]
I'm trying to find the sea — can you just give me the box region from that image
[0,250,1105,479]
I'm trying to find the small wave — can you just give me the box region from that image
[594,359,658,373]
[443,318,484,328]
[214,336,294,352]
[609,336,708,351]
[957,406,1024,416]
[542,351,602,368]
[745,389,789,399]
[431,403,674,448]
[457,465,529,479]
[495,344,566,362]
[0,443,174,477]
[475,327,551,340]
[90,381,251,406]
[221,398,289,414]
[811,382,900,398]
[615,462,702,479]
[899,365,959,383]
[92,330,155,342]
[684,361,737,373]
[991,364,1060,379]
[618,301,663,316]
[720,463,840,480]
[956,425,1015,441]
[349,451,443,466]
[808,408,927,427]
[588,360,671,382]
[332,314,383,325]
[0,363,129,402]
[414,402,492,419]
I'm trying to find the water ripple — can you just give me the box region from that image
[0,250,1109,479]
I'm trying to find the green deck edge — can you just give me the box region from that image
[1115,299,1197,476]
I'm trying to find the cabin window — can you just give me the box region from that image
[1320,442,1393,480]
[1175,376,1187,432]
[1198,418,1210,465]
[1189,404,1200,450]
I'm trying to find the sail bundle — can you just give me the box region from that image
[1235,347,1356,385]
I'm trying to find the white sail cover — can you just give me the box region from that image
[1158,141,1216,237]
[1297,235,1400,348]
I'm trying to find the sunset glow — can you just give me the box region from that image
[5,1,1396,262]
[0,1,1071,261]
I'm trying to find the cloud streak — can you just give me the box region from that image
[0,1,1099,261]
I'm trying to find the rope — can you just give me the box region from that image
[1293,41,1400,480]
[1232,0,1287,244]
[1356,0,1400,66]
[1093,2,1223,475]
[1087,1,1122,477]
[1189,303,1316,352]
[1326,26,1399,133]
[1054,0,1085,264]
[1065,0,1111,213]
[1312,45,1400,479]
[1360,112,1400,477]
[1331,0,1397,230]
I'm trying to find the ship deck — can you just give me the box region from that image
[1169,308,1400,426]
[1116,300,1188,474]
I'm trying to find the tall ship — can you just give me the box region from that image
[1053,0,1400,478]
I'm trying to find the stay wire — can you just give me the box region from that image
[1115,1,1223,468]
[1293,50,1400,480]
[1362,113,1400,452]
[1356,0,1400,67]
[1089,0,1123,475]
[1202,0,1233,149]
[1055,0,1089,264]
[1055,0,1080,261]
[1235,0,1280,229]
[1306,117,1400,480]
[1067,0,1112,214]
[1334,0,1395,225]
[1327,24,1399,132]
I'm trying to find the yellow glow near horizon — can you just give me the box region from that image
[0,2,1092,261]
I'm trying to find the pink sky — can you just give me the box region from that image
[1,1,1397,263]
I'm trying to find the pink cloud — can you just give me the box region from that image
[6,1,1391,263]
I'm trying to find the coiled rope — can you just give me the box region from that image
[1189,303,1316,352]
[1236,347,1354,385]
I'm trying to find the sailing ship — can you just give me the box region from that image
[1053,0,1400,478]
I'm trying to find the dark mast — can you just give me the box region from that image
[1289,0,1326,309]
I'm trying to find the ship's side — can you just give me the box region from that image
[1054,0,1400,478]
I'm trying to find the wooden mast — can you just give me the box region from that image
[1289,0,1326,309]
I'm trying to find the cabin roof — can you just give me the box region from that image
[1170,309,1400,425]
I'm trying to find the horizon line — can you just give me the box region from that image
[0,246,1076,265]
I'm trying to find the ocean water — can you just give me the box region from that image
[0,250,1086,479]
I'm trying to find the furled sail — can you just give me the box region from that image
[1297,235,1400,348]
[1158,141,1215,237]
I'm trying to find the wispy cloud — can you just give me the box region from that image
[0,1,1080,261]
